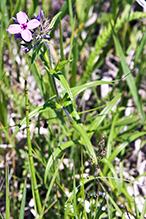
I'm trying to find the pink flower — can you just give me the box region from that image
[7,11,40,42]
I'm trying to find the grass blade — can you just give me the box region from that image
[134,30,146,66]
[25,80,42,215]
[0,212,3,219]
[44,140,76,183]
[5,164,10,219]
[140,199,146,219]
[113,31,145,121]
[88,93,122,139]
[40,154,65,218]
[103,131,146,175]
[107,194,127,219]
[19,177,27,219]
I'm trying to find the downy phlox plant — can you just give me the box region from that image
[7,9,101,217]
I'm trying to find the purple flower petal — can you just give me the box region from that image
[17,11,27,24]
[27,19,40,29]
[7,24,21,34]
[14,34,21,38]
[36,14,40,21]
[21,29,32,42]
[40,10,45,21]
[42,34,50,39]
[25,47,32,53]
[12,17,18,23]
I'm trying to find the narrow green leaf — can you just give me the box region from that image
[107,194,127,219]
[44,122,98,184]
[12,0,22,17]
[115,115,141,127]
[40,155,65,218]
[94,200,106,219]
[106,114,119,158]
[48,12,62,33]
[103,132,146,175]
[101,158,121,193]
[70,32,79,87]
[44,140,76,183]
[140,199,146,219]
[76,0,85,22]
[59,18,66,77]
[72,81,113,97]
[88,93,122,139]
[55,59,73,72]
[0,0,6,10]
[0,90,8,127]
[30,61,47,99]
[25,80,42,215]
[81,11,146,85]
[0,212,3,219]
[31,42,43,64]
[19,178,27,219]
[134,30,146,66]
[46,67,74,103]
[113,31,145,121]
[60,0,75,19]
[5,164,10,219]
[40,53,74,103]
[46,154,64,200]
[50,0,76,37]
[12,100,62,140]
[28,0,39,17]
[68,0,74,29]
[80,23,95,53]
[73,123,98,164]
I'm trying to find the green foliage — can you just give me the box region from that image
[5,165,10,219]
[19,178,27,219]
[0,0,146,218]
[81,11,146,85]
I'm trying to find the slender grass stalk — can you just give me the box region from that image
[5,164,10,219]
[19,176,27,219]
[0,212,3,219]
[73,164,77,217]
[81,147,87,219]
[59,18,66,78]
[66,0,75,78]
[25,80,42,216]
[39,154,65,218]
[43,41,60,103]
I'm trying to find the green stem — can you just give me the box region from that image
[44,41,60,103]
[43,41,76,123]
[6,164,10,219]
[25,80,42,215]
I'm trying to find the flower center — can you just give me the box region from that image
[21,23,28,30]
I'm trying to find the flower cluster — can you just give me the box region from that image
[7,10,53,52]
[37,10,53,40]
[7,11,40,42]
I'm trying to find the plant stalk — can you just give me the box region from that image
[25,80,42,216]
